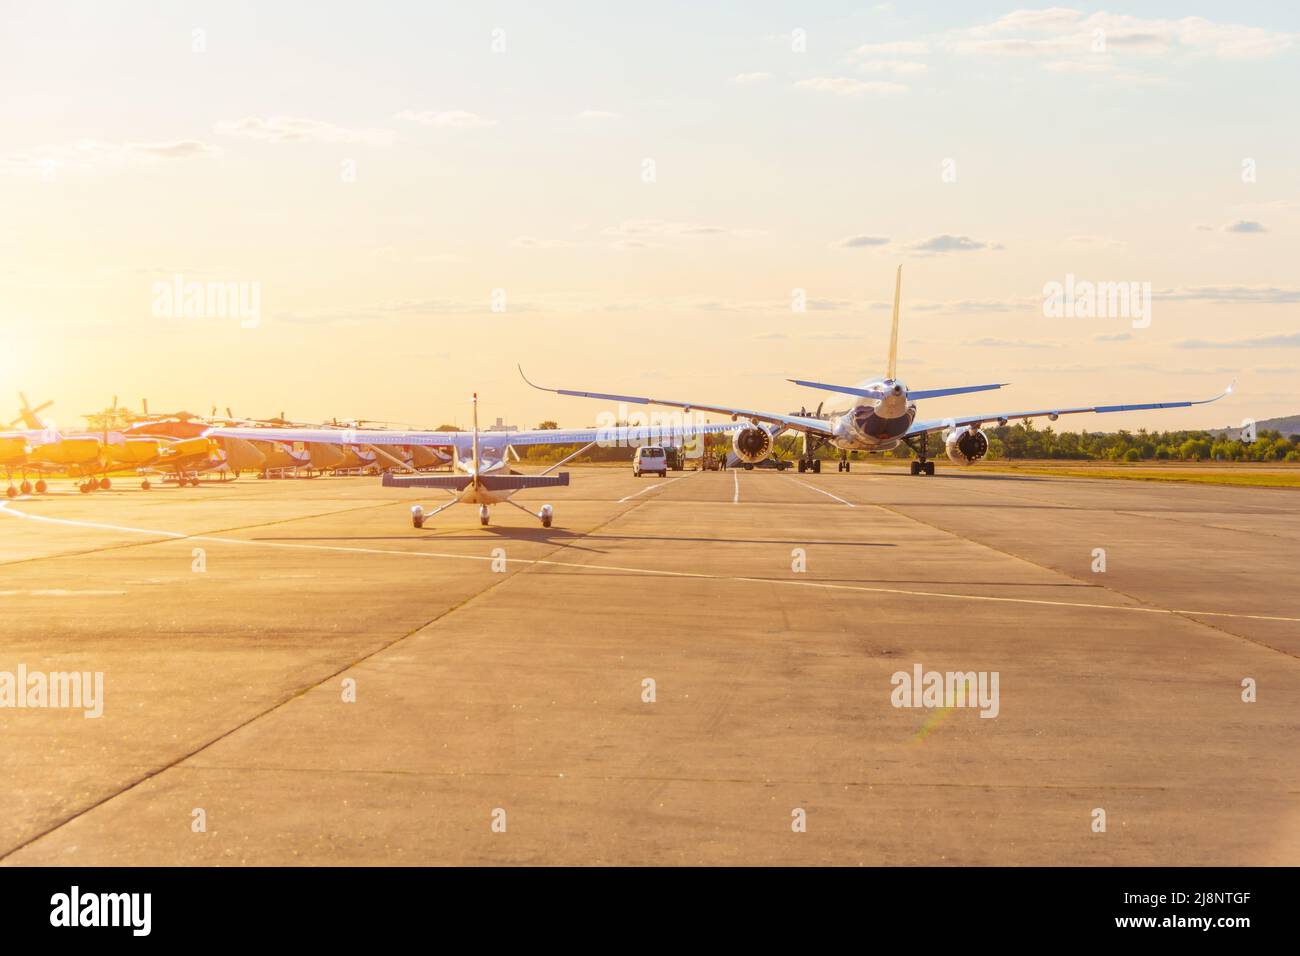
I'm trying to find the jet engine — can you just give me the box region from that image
[731,423,773,464]
[945,426,989,465]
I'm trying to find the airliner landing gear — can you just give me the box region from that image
[5,485,15,498]
[412,505,425,529]
[34,480,46,493]
[540,504,553,528]
[837,452,851,472]
[19,480,32,494]
[904,435,936,476]
[798,434,828,474]
[98,477,111,490]
[479,505,490,527]
[141,479,151,490]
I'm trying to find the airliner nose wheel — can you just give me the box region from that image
[411,505,424,529]
[539,504,553,528]
[909,460,936,476]
[479,505,490,527]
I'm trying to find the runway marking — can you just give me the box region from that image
[733,469,739,503]
[616,473,690,503]
[786,476,855,507]
[0,589,127,597]
[4,499,1299,625]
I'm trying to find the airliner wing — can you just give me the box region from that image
[519,366,835,437]
[205,420,744,449]
[906,385,1234,436]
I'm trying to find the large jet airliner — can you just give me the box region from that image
[521,267,1232,475]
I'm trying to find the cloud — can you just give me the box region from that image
[576,110,620,121]
[835,235,890,248]
[948,11,1297,60]
[1223,219,1267,233]
[852,41,930,56]
[1162,285,1300,304]
[603,220,762,243]
[215,116,393,144]
[512,237,571,249]
[730,72,772,84]
[1176,332,1300,349]
[795,77,907,96]
[0,139,218,173]
[857,60,929,74]
[393,110,497,128]
[962,337,1057,349]
[905,234,999,254]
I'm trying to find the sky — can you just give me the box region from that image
[1,1,1297,432]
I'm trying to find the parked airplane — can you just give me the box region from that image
[521,266,1232,475]
[206,394,740,526]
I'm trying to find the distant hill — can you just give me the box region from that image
[1209,414,1300,440]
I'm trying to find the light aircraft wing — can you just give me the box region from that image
[906,384,1234,436]
[519,366,835,437]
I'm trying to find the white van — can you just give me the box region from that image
[633,445,668,478]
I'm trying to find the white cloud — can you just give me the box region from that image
[796,77,908,96]
[852,41,930,56]
[215,116,394,144]
[393,110,497,129]
[857,60,928,74]
[948,10,1297,60]
[0,138,218,174]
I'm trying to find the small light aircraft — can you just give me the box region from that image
[207,394,739,527]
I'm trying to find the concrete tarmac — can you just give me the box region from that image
[1,465,1297,865]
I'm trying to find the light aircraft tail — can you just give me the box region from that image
[471,392,480,489]
[887,265,902,381]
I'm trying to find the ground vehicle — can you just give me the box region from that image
[633,445,668,477]
[663,446,685,471]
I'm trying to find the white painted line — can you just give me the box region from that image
[3,500,1297,625]
[732,469,739,504]
[787,476,855,507]
[617,473,690,503]
[0,589,127,597]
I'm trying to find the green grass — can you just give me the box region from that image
[966,461,1300,488]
